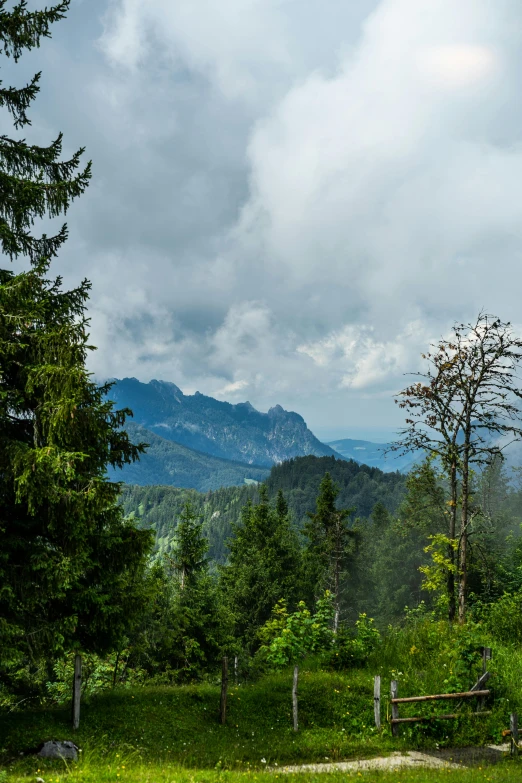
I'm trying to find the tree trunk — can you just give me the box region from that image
[292,665,299,732]
[333,526,340,635]
[333,605,339,635]
[72,654,82,730]
[447,460,457,622]
[458,448,470,624]
[220,656,228,724]
[112,648,121,688]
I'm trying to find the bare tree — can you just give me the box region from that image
[390,340,464,620]
[391,313,522,622]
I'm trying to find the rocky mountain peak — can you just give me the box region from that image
[110,378,343,467]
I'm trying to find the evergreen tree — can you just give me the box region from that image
[128,506,231,681]
[0,1,91,261]
[0,1,152,679]
[303,473,355,630]
[170,502,209,590]
[370,501,391,530]
[220,486,301,651]
[369,461,449,621]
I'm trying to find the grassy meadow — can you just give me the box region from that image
[3,617,522,783]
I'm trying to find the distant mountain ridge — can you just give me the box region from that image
[109,377,343,467]
[327,438,417,474]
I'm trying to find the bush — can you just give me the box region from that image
[46,651,147,705]
[327,613,381,669]
[477,591,522,646]
[257,593,335,668]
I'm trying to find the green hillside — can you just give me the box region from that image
[121,454,407,563]
[112,422,269,492]
[266,455,406,521]
[121,483,256,563]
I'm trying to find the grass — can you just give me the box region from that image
[2,756,522,783]
[2,618,521,782]
[0,667,517,783]
[1,672,398,769]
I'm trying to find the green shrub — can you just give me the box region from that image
[46,651,147,705]
[257,593,335,668]
[478,591,522,645]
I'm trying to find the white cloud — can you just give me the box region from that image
[235,0,522,321]
[418,44,499,89]
[297,321,431,390]
[217,379,250,396]
[16,0,522,434]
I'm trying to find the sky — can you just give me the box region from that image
[5,0,522,442]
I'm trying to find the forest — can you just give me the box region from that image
[76,453,522,684]
[120,454,407,563]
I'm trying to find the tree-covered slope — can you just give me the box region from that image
[120,483,256,563]
[266,455,406,521]
[109,377,342,466]
[112,423,269,492]
[120,455,407,563]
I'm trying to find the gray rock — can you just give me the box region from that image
[37,740,79,761]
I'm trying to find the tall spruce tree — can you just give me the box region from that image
[303,473,355,631]
[0,1,152,678]
[169,502,209,590]
[220,486,301,651]
[139,504,232,680]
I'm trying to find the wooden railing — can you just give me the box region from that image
[390,682,490,736]
[372,652,493,738]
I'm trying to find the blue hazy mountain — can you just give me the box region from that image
[327,439,418,473]
[109,377,344,467]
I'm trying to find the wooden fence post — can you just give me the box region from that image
[391,680,399,737]
[292,665,299,732]
[374,675,381,729]
[220,657,228,725]
[72,654,82,730]
[511,713,518,756]
[482,647,492,675]
[477,649,492,711]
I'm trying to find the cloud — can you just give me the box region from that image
[7,0,522,435]
[98,0,378,105]
[297,322,431,390]
[418,44,499,89]
[217,379,249,396]
[235,0,521,320]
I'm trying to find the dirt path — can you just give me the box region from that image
[277,744,510,773]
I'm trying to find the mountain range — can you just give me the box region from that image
[108,378,413,490]
[327,439,417,473]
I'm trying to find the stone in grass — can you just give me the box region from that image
[37,741,79,761]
